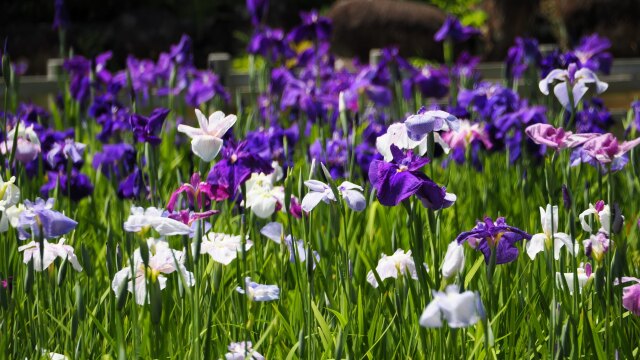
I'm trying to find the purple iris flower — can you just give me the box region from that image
[434,16,480,43]
[309,134,348,179]
[505,37,541,80]
[63,56,91,102]
[46,139,86,170]
[125,56,156,100]
[343,67,392,111]
[169,34,193,66]
[207,141,273,198]
[248,27,293,63]
[245,124,299,167]
[184,70,229,107]
[453,51,481,81]
[117,167,148,200]
[570,98,613,133]
[632,100,640,130]
[17,198,78,240]
[92,143,136,178]
[368,145,456,209]
[571,34,612,75]
[247,0,268,27]
[52,0,69,30]
[40,169,94,201]
[456,217,531,265]
[403,65,449,100]
[129,108,170,146]
[89,94,131,142]
[287,10,332,43]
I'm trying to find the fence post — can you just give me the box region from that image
[208,52,231,90]
[369,48,382,66]
[47,58,64,81]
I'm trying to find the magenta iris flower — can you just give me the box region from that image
[167,173,229,212]
[434,16,480,43]
[456,217,531,265]
[368,145,456,209]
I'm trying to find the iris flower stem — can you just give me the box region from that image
[605,166,613,356]
[565,83,576,130]
[543,155,558,356]
[443,40,457,107]
[564,158,580,353]
[484,244,497,353]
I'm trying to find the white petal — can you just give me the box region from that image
[260,222,284,244]
[579,207,597,233]
[526,233,547,260]
[419,300,443,328]
[177,124,204,138]
[208,112,237,138]
[194,108,209,131]
[191,135,223,162]
[301,191,327,212]
[553,232,576,260]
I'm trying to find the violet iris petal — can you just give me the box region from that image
[17,198,78,240]
[434,16,480,43]
[368,145,453,209]
[207,141,273,198]
[456,217,531,265]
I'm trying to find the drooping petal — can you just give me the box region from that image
[539,69,566,95]
[301,191,328,212]
[526,233,547,260]
[342,189,366,211]
[553,232,576,260]
[260,222,284,244]
[419,299,443,328]
[191,135,224,162]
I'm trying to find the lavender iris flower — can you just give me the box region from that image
[539,63,608,111]
[129,108,170,146]
[405,108,460,141]
[368,145,456,209]
[434,16,480,43]
[17,198,77,240]
[456,217,531,265]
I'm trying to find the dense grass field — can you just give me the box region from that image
[2,4,640,359]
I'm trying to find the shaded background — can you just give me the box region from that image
[2,0,640,74]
